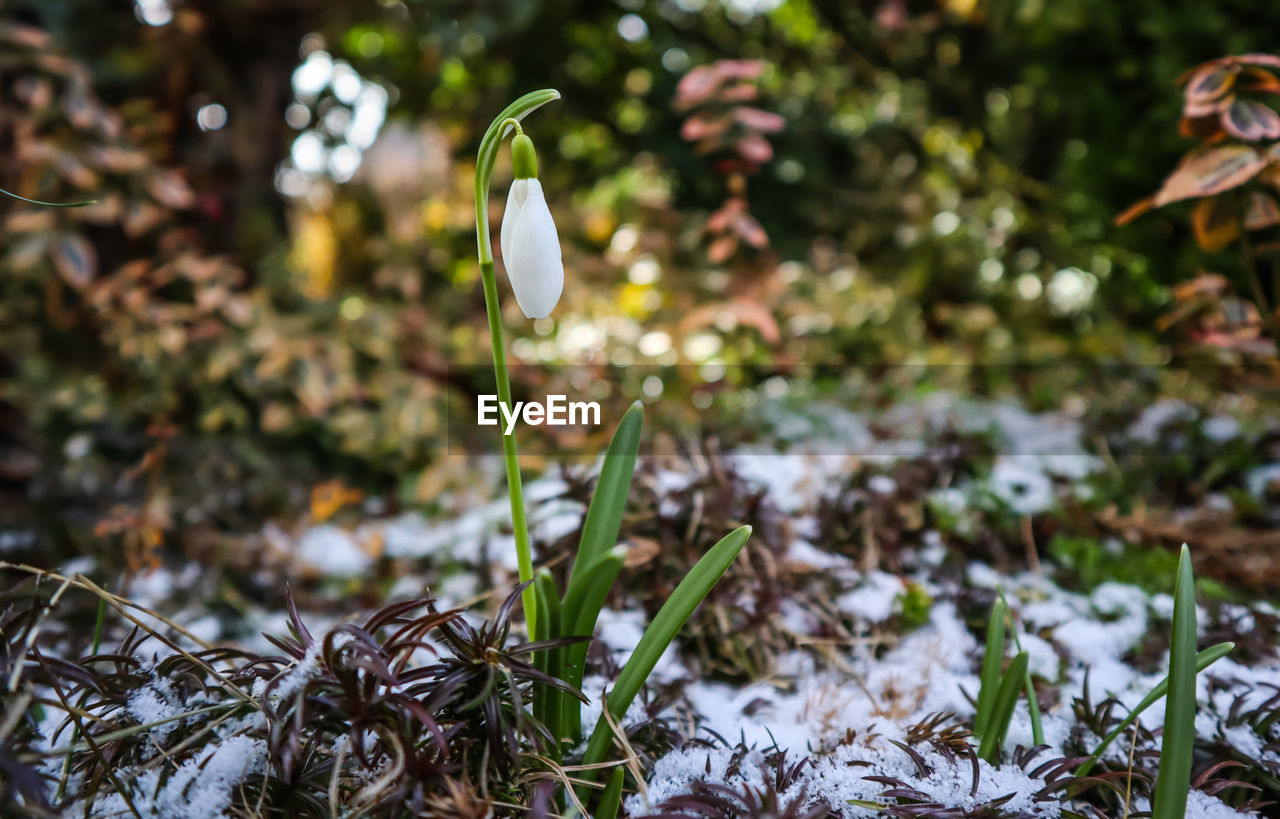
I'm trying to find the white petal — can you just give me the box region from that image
[505,179,563,319]
[499,179,529,268]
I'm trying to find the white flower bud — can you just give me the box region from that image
[499,177,563,319]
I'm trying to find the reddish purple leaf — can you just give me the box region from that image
[1245,191,1280,230]
[1191,198,1240,251]
[146,170,196,209]
[733,211,769,248]
[675,65,725,109]
[50,234,96,289]
[1183,65,1235,104]
[719,83,760,103]
[1237,66,1280,94]
[1151,144,1268,207]
[1239,53,1280,69]
[733,106,786,133]
[680,113,732,142]
[717,60,766,80]
[1222,98,1280,140]
[735,133,773,163]
[707,234,738,263]
[1183,94,1234,118]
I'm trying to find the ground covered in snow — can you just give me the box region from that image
[3,389,1279,816]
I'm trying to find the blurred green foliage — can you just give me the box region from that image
[3,0,1280,566]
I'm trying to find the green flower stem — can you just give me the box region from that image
[0,187,95,207]
[472,89,561,636]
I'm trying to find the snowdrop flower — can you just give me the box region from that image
[499,129,563,319]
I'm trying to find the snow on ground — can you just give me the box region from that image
[28,391,1276,816]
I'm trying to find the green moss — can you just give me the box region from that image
[895,580,933,631]
[1049,535,1234,601]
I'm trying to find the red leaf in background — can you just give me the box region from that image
[146,170,195,209]
[719,83,760,103]
[678,299,781,344]
[1151,144,1267,207]
[1237,67,1280,94]
[725,298,781,343]
[1245,191,1280,230]
[680,112,732,142]
[707,234,738,263]
[1191,197,1240,252]
[1178,114,1226,140]
[1183,94,1234,118]
[1173,273,1230,300]
[1239,53,1280,69]
[736,133,774,163]
[1222,99,1280,140]
[717,60,766,80]
[1115,195,1155,226]
[123,201,166,237]
[50,234,96,289]
[733,106,786,133]
[675,65,725,110]
[733,210,768,248]
[874,0,909,30]
[1183,64,1236,104]
[706,198,746,233]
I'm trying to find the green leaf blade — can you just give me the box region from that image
[978,650,1029,765]
[974,596,1008,738]
[1076,641,1232,778]
[580,525,752,778]
[566,401,643,591]
[1153,544,1198,819]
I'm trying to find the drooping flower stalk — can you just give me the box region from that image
[472,89,561,635]
[0,187,95,207]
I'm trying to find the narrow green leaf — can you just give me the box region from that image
[978,651,1029,765]
[1153,544,1198,819]
[997,588,1043,746]
[596,767,626,819]
[566,401,643,593]
[1076,641,1233,778]
[560,546,626,742]
[579,525,752,782]
[533,569,562,754]
[974,596,1007,738]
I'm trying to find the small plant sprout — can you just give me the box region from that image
[1152,544,1205,819]
[1071,545,1233,794]
[971,590,1040,764]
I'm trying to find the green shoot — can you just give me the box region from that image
[1152,544,1198,819]
[578,525,752,794]
[978,651,1029,764]
[596,767,626,819]
[973,596,1007,737]
[1075,640,1233,778]
[566,400,643,588]
[997,587,1043,746]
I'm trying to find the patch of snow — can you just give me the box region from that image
[988,458,1056,516]
[1127,399,1195,444]
[297,524,369,575]
[1246,463,1280,499]
[835,571,903,623]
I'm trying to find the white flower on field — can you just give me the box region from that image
[499,132,563,319]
